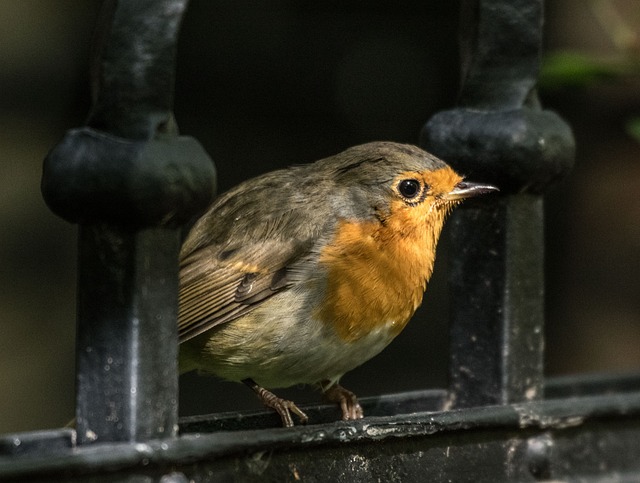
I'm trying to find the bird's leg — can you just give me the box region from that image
[242,378,309,427]
[321,381,364,421]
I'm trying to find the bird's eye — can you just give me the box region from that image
[397,179,421,200]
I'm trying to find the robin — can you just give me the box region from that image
[178,141,497,427]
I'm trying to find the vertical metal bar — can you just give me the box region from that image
[41,0,215,444]
[421,0,575,407]
[75,226,181,443]
[446,196,545,406]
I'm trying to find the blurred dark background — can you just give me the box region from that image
[1,1,638,433]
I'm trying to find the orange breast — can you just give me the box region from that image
[316,167,462,343]
[316,209,437,342]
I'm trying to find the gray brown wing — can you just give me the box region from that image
[177,166,335,343]
[177,240,310,343]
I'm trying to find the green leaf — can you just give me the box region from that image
[540,51,623,89]
[625,117,640,144]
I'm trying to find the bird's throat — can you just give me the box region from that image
[316,206,448,343]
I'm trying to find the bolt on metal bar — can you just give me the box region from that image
[41,0,215,444]
[421,0,575,408]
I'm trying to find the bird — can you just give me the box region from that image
[178,141,497,427]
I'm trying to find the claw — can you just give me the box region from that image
[322,381,364,421]
[243,378,309,427]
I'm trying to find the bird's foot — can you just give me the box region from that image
[242,378,309,427]
[322,381,364,421]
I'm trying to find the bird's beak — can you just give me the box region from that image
[443,181,499,201]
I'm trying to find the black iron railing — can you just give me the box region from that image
[2,1,640,482]
[421,0,575,409]
[41,0,215,445]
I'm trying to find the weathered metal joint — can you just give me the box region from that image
[421,106,575,194]
[526,433,553,480]
[41,127,215,228]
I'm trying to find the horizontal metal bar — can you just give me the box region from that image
[545,371,640,399]
[0,429,74,458]
[2,375,640,481]
[178,389,448,433]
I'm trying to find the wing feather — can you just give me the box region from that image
[177,167,333,343]
[177,239,316,343]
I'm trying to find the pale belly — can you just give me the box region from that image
[186,299,401,389]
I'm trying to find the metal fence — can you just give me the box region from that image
[2,0,639,481]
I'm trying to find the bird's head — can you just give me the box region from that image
[317,142,497,239]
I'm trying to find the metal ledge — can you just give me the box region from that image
[179,388,448,433]
[2,373,640,481]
